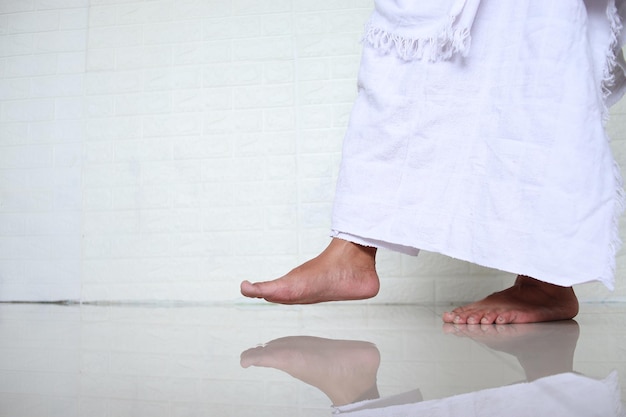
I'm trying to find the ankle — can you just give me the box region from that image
[515,275,578,306]
[329,238,376,260]
[515,275,570,291]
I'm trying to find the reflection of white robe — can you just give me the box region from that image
[332,0,626,289]
[334,372,625,417]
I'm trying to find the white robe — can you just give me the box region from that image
[331,0,626,289]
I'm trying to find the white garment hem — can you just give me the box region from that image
[331,230,420,256]
[330,226,613,290]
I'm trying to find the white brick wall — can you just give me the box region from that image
[0,0,625,302]
[0,0,87,301]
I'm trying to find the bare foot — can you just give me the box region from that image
[442,275,579,324]
[240,238,379,304]
[241,336,381,406]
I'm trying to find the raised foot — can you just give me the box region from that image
[240,238,380,304]
[442,275,579,324]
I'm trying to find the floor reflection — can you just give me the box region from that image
[0,304,624,416]
[242,337,383,406]
[242,321,624,416]
[442,321,580,382]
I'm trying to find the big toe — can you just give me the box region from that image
[442,311,457,323]
[241,280,263,298]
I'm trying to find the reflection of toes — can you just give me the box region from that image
[444,322,553,344]
[443,320,580,380]
[442,323,458,335]
[240,336,381,407]
[446,321,579,342]
[240,345,268,368]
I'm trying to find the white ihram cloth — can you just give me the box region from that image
[331,0,626,289]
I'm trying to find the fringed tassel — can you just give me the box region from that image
[363,19,472,62]
[601,0,624,123]
[609,160,625,290]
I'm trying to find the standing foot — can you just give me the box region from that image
[442,275,579,324]
[240,238,379,304]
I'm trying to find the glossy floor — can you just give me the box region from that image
[0,302,624,416]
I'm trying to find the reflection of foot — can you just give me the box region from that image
[240,238,379,304]
[241,336,381,406]
[442,275,579,324]
[443,320,580,381]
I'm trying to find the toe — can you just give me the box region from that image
[443,306,469,323]
[442,311,457,323]
[240,280,251,295]
[451,306,477,324]
[480,311,499,324]
[240,280,263,298]
[495,311,516,324]
[453,314,468,324]
[466,314,481,325]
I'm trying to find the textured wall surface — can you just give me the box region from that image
[0,0,625,302]
[0,0,87,300]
